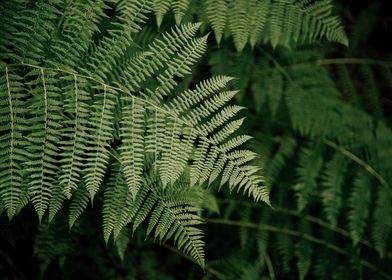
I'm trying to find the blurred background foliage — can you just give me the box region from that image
[1,0,392,279]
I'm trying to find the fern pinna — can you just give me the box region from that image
[0,0,269,267]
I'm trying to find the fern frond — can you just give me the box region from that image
[34,220,74,274]
[152,0,172,28]
[103,172,205,267]
[205,0,227,44]
[295,221,313,280]
[293,144,323,211]
[83,0,151,81]
[265,0,348,48]
[83,85,116,199]
[172,0,191,25]
[69,182,90,229]
[228,0,269,51]
[102,163,131,244]
[25,69,62,222]
[145,185,205,267]
[158,119,195,188]
[0,67,27,219]
[150,0,348,50]
[372,186,392,258]
[58,75,90,198]
[119,23,201,93]
[48,181,66,222]
[321,153,348,226]
[6,0,62,63]
[348,172,371,246]
[119,96,145,198]
[115,226,132,261]
[149,33,208,100]
[116,0,152,32]
[276,233,294,273]
[47,0,106,68]
[227,0,250,52]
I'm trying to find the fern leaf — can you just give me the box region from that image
[145,108,167,161]
[293,144,323,212]
[48,181,66,222]
[0,67,27,219]
[103,173,205,267]
[69,182,89,229]
[248,1,269,48]
[145,184,205,267]
[172,0,191,25]
[152,0,172,28]
[265,0,348,48]
[120,23,201,93]
[276,233,294,273]
[83,85,116,199]
[159,119,195,187]
[295,220,313,280]
[372,186,392,258]
[115,226,131,261]
[348,172,371,246]
[120,96,145,198]
[102,163,131,244]
[205,0,227,44]
[151,34,208,100]
[47,0,106,67]
[321,153,348,226]
[25,69,62,222]
[83,0,151,81]
[58,75,90,198]
[227,0,250,52]
[7,0,61,63]
[117,0,151,32]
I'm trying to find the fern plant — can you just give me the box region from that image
[0,0,271,268]
[1,0,391,279]
[201,3,392,278]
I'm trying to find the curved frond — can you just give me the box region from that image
[0,67,27,219]
[372,187,392,258]
[58,75,90,198]
[25,69,62,222]
[348,172,371,246]
[69,182,89,229]
[321,153,348,226]
[205,0,227,44]
[152,0,172,28]
[83,85,116,199]
[293,144,323,212]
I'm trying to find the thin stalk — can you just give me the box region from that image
[323,139,389,189]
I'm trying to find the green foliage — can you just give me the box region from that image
[1,1,391,279]
[202,6,391,279]
[149,0,348,50]
[0,0,270,270]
